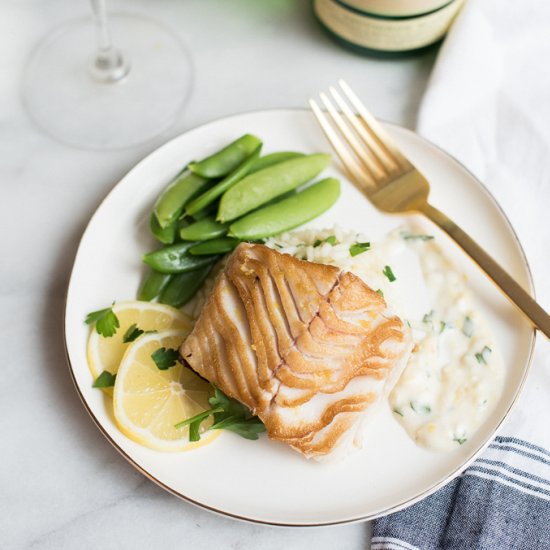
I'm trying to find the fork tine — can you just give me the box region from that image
[309,98,375,188]
[338,79,412,170]
[319,91,385,181]
[328,86,394,176]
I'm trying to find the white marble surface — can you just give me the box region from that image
[0,1,436,548]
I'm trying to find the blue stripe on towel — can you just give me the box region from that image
[489,444,550,467]
[494,436,550,458]
[475,458,550,488]
[373,439,550,550]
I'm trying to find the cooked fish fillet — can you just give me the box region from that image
[180,243,412,459]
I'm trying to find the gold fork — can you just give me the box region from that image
[310,80,550,338]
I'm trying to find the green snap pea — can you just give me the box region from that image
[185,145,262,216]
[248,152,304,174]
[150,215,190,244]
[190,201,217,220]
[137,270,172,301]
[217,153,330,222]
[150,212,178,244]
[188,134,262,178]
[179,216,229,241]
[143,242,218,273]
[228,178,340,240]
[153,171,210,229]
[189,237,240,256]
[159,263,215,308]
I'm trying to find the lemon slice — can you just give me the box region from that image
[113,329,219,451]
[87,301,192,383]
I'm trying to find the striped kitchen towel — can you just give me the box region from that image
[372,1,550,548]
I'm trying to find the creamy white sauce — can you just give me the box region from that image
[266,224,505,452]
[386,230,504,451]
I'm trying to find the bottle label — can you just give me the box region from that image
[340,0,452,17]
[314,0,464,52]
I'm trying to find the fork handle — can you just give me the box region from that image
[419,202,550,339]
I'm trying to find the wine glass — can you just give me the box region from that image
[22,1,192,150]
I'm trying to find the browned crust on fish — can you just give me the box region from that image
[180,243,411,458]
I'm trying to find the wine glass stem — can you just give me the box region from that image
[89,0,129,83]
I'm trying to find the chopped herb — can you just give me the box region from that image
[454,437,467,445]
[349,242,371,257]
[123,323,144,343]
[475,346,492,365]
[314,235,337,247]
[189,418,203,442]
[463,316,474,338]
[393,408,404,417]
[175,387,266,442]
[410,402,431,414]
[376,289,384,297]
[151,347,179,370]
[93,370,117,388]
[382,265,396,282]
[402,233,434,242]
[440,321,448,333]
[85,303,120,337]
[422,310,435,324]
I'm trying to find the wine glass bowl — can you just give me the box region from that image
[22,9,192,150]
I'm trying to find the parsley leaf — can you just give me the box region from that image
[402,233,434,241]
[349,242,371,257]
[375,288,384,297]
[85,303,120,337]
[475,346,492,365]
[454,437,467,445]
[410,401,431,414]
[382,265,396,282]
[93,370,117,388]
[122,323,144,343]
[175,387,266,442]
[151,347,179,370]
[423,310,435,324]
[314,235,337,247]
[462,316,474,338]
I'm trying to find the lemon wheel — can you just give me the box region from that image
[87,300,192,382]
[113,329,219,451]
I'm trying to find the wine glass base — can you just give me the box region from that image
[22,14,193,150]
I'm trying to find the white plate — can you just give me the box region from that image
[64,109,536,526]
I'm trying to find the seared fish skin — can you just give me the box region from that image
[180,243,412,459]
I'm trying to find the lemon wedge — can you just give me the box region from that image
[113,329,219,451]
[87,301,192,383]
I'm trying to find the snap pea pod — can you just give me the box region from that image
[137,270,172,301]
[185,144,262,216]
[189,237,240,256]
[153,171,210,229]
[228,178,340,240]
[179,216,229,241]
[188,134,262,178]
[143,242,218,273]
[150,212,177,244]
[159,263,215,308]
[217,153,330,222]
[150,214,190,245]
[190,201,217,221]
[248,151,304,174]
